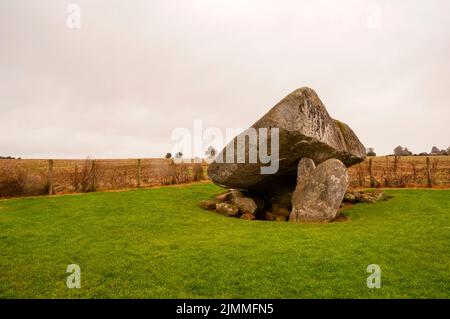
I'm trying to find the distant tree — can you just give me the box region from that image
[393,146,411,156]
[175,152,183,159]
[366,148,376,157]
[431,146,440,154]
[205,146,217,158]
[164,152,172,159]
[394,146,404,156]
[403,147,413,156]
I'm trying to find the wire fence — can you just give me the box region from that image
[0,158,207,198]
[1,156,449,198]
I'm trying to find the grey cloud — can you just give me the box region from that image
[1,0,449,158]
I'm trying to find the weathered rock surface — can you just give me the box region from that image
[232,197,258,215]
[215,192,232,202]
[344,189,386,204]
[198,200,216,210]
[207,190,264,221]
[343,191,359,203]
[291,158,316,208]
[216,203,239,217]
[208,87,366,196]
[290,158,349,222]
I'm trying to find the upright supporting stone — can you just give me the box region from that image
[291,158,315,215]
[290,158,349,222]
[48,159,54,195]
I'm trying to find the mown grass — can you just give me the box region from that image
[0,183,449,298]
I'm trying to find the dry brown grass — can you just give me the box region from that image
[1,156,449,198]
[0,158,208,198]
[348,155,450,188]
[0,161,48,197]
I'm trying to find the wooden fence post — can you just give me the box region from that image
[426,157,432,188]
[137,159,141,188]
[369,158,375,188]
[393,155,399,174]
[48,159,54,195]
[74,165,79,192]
[91,160,96,191]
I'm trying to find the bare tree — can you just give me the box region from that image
[431,146,440,154]
[205,146,217,158]
[394,146,404,156]
[366,148,376,156]
[394,145,411,156]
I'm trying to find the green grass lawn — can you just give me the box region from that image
[0,183,449,298]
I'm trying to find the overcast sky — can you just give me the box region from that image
[1,0,449,158]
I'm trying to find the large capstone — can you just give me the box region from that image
[207,87,365,201]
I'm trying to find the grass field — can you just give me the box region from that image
[0,182,449,298]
